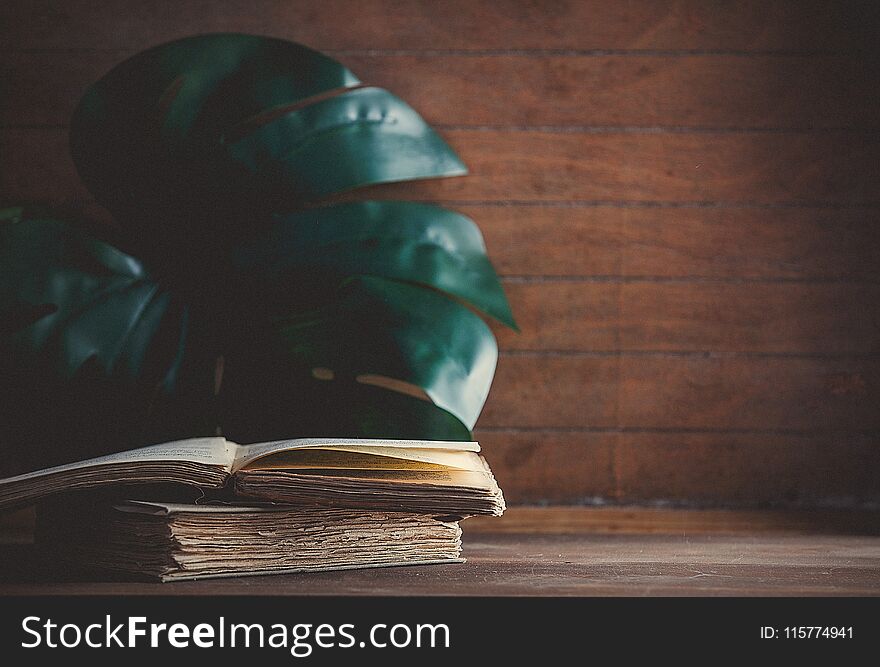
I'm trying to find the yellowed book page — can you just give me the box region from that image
[0,437,235,486]
[241,447,487,472]
[249,468,496,489]
[233,438,481,471]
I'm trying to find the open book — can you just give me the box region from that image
[0,437,505,516]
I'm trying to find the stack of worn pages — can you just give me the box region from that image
[0,437,504,581]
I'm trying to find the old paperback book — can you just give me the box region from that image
[36,500,465,582]
[0,437,505,516]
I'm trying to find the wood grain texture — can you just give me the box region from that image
[2,0,876,51]
[482,356,880,429]
[371,130,880,203]
[2,530,879,596]
[495,282,880,353]
[613,431,880,507]
[474,431,617,504]
[464,506,880,534]
[472,206,880,280]
[5,52,880,128]
[5,128,880,204]
[476,430,880,506]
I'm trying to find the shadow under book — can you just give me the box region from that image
[0,437,505,581]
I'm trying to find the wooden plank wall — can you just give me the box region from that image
[2,1,879,507]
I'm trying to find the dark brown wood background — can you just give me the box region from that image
[2,1,879,508]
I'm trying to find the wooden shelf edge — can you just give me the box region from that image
[463,506,880,536]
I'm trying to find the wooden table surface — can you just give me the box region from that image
[2,508,879,597]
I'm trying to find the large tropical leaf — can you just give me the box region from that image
[337,384,472,441]
[232,200,515,328]
[3,34,514,458]
[70,34,357,207]
[0,206,495,448]
[218,370,473,444]
[226,87,466,203]
[271,276,497,430]
[69,34,465,262]
[0,207,215,471]
[0,207,192,389]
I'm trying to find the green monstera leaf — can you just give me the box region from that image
[226,87,466,203]
[218,353,475,444]
[3,34,514,466]
[226,201,512,435]
[0,207,213,471]
[277,276,498,430]
[233,200,516,328]
[69,34,465,265]
[0,207,190,388]
[70,35,359,213]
